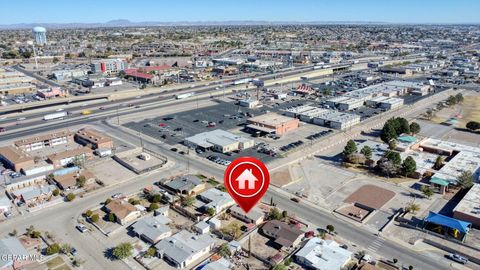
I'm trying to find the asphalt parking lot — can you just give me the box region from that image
[124,100,278,163]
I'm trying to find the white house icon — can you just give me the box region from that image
[235,169,258,189]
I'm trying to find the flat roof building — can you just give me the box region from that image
[47,147,93,168]
[14,131,73,152]
[453,184,480,229]
[75,128,113,150]
[185,129,254,153]
[198,188,235,214]
[0,146,34,172]
[312,111,361,130]
[246,113,299,136]
[296,238,353,270]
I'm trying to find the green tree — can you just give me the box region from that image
[60,243,71,254]
[91,214,100,223]
[269,207,283,220]
[108,213,116,222]
[388,139,397,150]
[434,156,444,170]
[405,202,420,214]
[401,156,417,177]
[30,231,42,238]
[343,140,357,158]
[455,93,464,103]
[145,247,156,258]
[326,224,335,234]
[84,210,93,217]
[21,51,32,59]
[112,242,133,259]
[273,264,286,270]
[381,121,397,143]
[284,257,293,266]
[409,122,421,135]
[105,198,112,204]
[420,185,434,199]
[218,243,232,258]
[181,196,195,207]
[360,146,372,160]
[396,118,410,135]
[46,243,61,255]
[66,193,75,201]
[466,121,480,131]
[385,151,402,165]
[424,109,435,120]
[457,170,474,190]
[149,194,162,203]
[446,95,457,106]
[206,207,216,216]
[282,210,288,219]
[52,189,60,196]
[76,176,86,187]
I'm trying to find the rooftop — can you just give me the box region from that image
[75,128,113,144]
[248,112,297,126]
[185,129,252,148]
[453,183,480,220]
[0,146,33,163]
[14,130,72,147]
[296,238,352,270]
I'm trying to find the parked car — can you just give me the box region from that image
[111,193,123,199]
[75,224,88,233]
[70,247,78,256]
[170,148,178,152]
[291,197,300,203]
[446,253,468,264]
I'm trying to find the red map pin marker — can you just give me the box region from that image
[224,156,270,213]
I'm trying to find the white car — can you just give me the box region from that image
[76,224,88,233]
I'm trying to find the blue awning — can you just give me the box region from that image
[425,211,471,233]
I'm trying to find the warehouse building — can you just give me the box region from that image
[366,96,404,110]
[326,96,364,111]
[312,111,361,130]
[185,129,254,153]
[283,105,329,122]
[246,113,299,136]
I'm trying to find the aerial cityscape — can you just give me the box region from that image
[0,1,480,270]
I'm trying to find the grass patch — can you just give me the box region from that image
[196,174,207,180]
[460,95,480,126]
[207,178,219,185]
[46,256,65,269]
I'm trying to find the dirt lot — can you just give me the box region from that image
[86,158,136,186]
[242,233,280,261]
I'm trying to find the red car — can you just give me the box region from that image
[158,123,167,127]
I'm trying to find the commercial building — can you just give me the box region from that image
[46,147,93,168]
[51,69,89,81]
[283,105,329,122]
[105,199,141,225]
[90,59,126,74]
[75,128,114,149]
[0,83,36,95]
[185,130,254,153]
[198,188,235,214]
[453,184,480,229]
[14,131,73,152]
[295,238,353,270]
[155,230,215,269]
[239,99,260,108]
[326,96,364,111]
[312,111,361,130]
[365,96,404,110]
[246,113,299,136]
[36,87,66,98]
[0,146,34,172]
[131,215,172,244]
[33,26,47,45]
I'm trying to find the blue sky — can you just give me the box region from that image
[1,0,479,24]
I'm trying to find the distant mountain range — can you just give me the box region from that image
[0,19,398,30]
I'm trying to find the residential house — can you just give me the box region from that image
[261,220,304,249]
[229,205,264,225]
[295,238,353,270]
[130,215,172,244]
[163,175,206,196]
[155,230,215,269]
[203,258,232,270]
[194,221,210,234]
[198,188,235,214]
[51,170,96,190]
[0,237,30,270]
[105,200,141,225]
[0,195,12,214]
[11,185,56,206]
